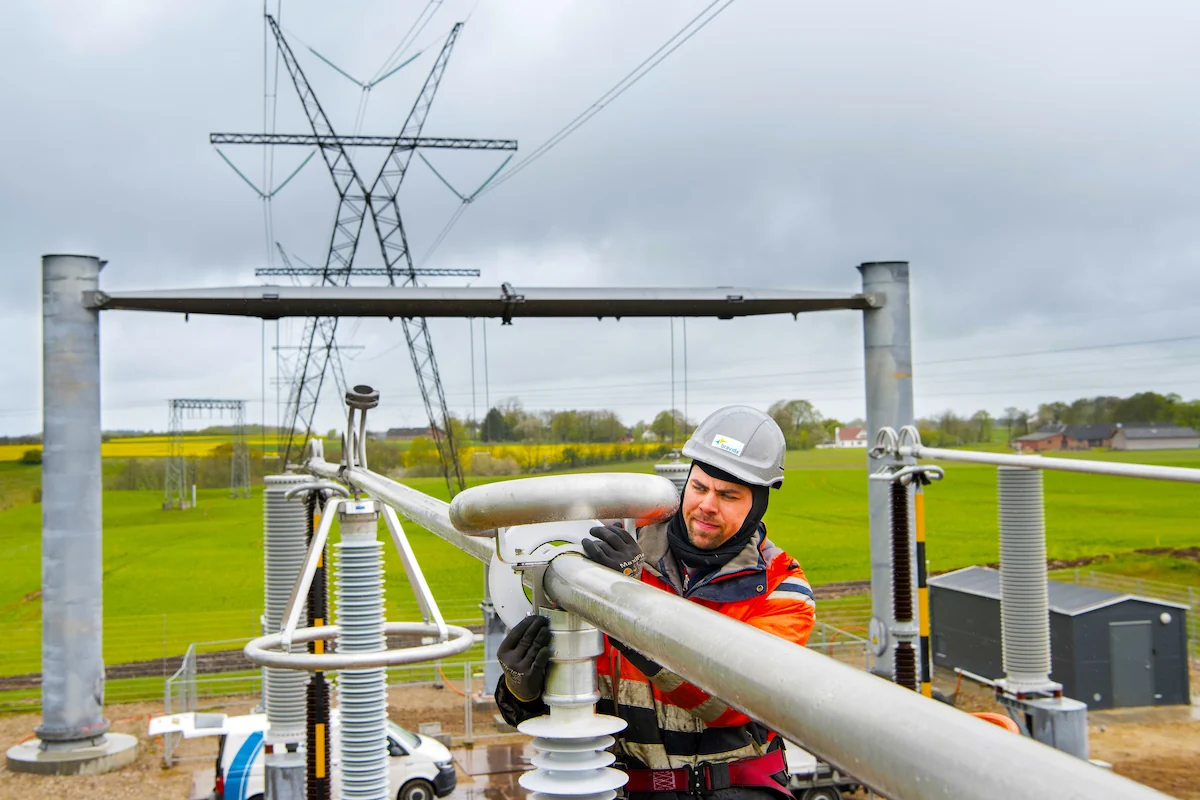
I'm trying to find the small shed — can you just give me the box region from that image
[929,567,1189,709]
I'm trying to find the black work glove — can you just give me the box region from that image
[582,523,645,579]
[497,615,552,702]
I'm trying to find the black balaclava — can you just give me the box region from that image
[667,460,770,570]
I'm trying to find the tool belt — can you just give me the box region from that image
[623,748,787,796]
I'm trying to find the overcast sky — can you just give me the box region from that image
[2,1,1199,436]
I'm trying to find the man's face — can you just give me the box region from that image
[681,469,754,550]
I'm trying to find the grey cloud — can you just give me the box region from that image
[3,0,1199,435]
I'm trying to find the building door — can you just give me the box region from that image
[1109,620,1155,707]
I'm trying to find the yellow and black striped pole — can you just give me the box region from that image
[914,479,933,699]
[305,491,331,800]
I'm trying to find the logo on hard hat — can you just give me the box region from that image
[711,434,745,457]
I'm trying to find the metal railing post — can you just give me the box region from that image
[859,261,914,679]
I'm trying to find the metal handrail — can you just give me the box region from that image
[305,455,1169,799]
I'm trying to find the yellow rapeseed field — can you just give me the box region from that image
[458,441,669,470]
[0,435,283,461]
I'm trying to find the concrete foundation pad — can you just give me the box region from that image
[5,732,138,776]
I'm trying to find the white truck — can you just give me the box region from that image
[149,711,457,800]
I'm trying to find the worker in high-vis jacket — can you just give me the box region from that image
[495,405,815,799]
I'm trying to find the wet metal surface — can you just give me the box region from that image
[449,741,534,799]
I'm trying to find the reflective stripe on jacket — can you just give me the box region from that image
[595,521,814,773]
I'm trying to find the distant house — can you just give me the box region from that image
[1063,424,1115,450]
[1013,427,1066,452]
[1111,423,1199,451]
[386,427,438,441]
[640,431,660,443]
[835,426,868,448]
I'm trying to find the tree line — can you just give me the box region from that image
[919,391,1200,447]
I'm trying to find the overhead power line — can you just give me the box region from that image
[478,0,738,197]
[417,0,739,266]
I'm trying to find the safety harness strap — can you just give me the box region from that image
[623,748,787,796]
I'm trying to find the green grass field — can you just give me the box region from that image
[2,449,1198,682]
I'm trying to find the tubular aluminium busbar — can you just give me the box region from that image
[898,443,1200,484]
[304,456,1170,800]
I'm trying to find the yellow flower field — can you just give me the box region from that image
[0,436,284,461]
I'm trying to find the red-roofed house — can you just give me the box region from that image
[835,426,868,448]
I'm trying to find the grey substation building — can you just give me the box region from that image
[929,567,1190,709]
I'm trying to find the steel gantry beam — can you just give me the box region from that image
[86,285,875,320]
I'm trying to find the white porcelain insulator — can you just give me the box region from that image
[335,510,389,800]
[262,474,310,743]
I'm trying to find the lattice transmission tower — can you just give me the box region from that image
[213,16,516,497]
[164,399,252,510]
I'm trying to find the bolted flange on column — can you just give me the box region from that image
[517,609,628,800]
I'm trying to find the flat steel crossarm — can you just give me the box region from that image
[87,285,874,319]
[300,457,1171,800]
[211,132,518,150]
[254,267,481,278]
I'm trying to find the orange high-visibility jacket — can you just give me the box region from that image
[594,521,815,773]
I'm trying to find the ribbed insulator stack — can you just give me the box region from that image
[653,462,690,494]
[263,474,310,743]
[997,466,1052,691]
[335,502,389,800]
[518,610,628,800]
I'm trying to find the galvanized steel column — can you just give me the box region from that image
[859,261,914,678]
[38,254,108,746]
[997,467,1052,689]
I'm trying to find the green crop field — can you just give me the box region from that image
[2,449,1198,684]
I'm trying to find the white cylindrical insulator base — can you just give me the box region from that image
[517,610,627,800]
[997,466,1052,690]
[263,474,310,743]
[335,508,388,800]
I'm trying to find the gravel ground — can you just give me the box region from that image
[0,700,193,800]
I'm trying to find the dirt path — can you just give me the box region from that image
[1091,719,1200,799]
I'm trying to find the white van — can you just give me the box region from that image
[149,711,457,800]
